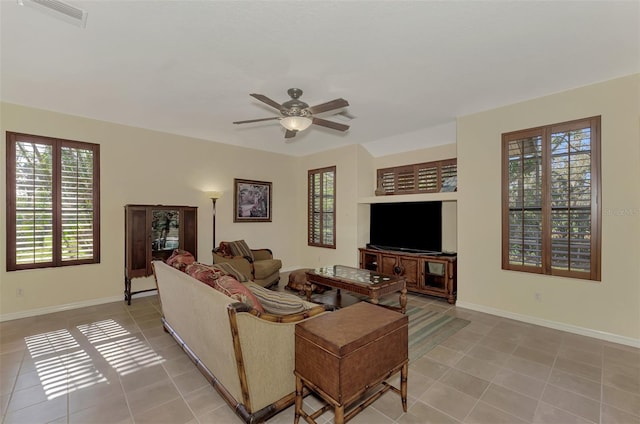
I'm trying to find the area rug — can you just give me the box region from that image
[403,305,470,362]
[376,297,470,361]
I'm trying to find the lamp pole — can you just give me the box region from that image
[211,197,218,249]
[206,191,223,251]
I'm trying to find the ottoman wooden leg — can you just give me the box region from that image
[401,362,408,412]
[294,375,303,424]
[334,405,345,424]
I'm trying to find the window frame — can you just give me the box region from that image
[6,132,101,271]
[308,166,336,249]
[501,116,601,281]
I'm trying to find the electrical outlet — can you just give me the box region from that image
[534,292,542,302]
[16,288,24,297]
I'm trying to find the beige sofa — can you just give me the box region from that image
[152,261,329,423]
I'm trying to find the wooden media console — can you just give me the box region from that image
[359,247,457,304]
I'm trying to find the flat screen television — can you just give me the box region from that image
[369,201,442,254]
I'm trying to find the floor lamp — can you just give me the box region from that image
[205,191,223,250]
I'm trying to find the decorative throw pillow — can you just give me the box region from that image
[217,241,234,258]
[210,262,249,282]
[184,264,263,312]
[226,240,255,261]
[216,275,264,313]
[185,263,224,288]
[165,249,195,272]
[247,283,308,315]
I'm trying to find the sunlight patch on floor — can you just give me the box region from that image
[78,319,165,376]
[25,331,107,400]
[24,318,165,400]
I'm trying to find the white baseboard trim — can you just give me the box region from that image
[456,301,640,348]
[0,290,158,322]
[281,266,305,273]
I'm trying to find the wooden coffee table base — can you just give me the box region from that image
[294,363,408,424]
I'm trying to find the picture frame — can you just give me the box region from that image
[233,178,272,222]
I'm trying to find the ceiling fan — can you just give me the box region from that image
[233,88,350,139]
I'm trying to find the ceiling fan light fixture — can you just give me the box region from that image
[280,116,312,132]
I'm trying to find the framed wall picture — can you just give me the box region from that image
[234,178,272,222]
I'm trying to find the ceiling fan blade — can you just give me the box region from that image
[284,129,297,139]
[312,117,350,132]
[307,98,349,115]
[250,93,283,110]
[233,117,280,124]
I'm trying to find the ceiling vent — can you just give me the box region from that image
[17,0,88,28]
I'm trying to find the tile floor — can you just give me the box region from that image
[1,281,639,424]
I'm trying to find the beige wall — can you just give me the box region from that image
[372,143,457,171]
[295,144,365,269]
[457,74,640,343]
[0,103,298,317]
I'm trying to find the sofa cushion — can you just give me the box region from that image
[253,259,282,280]
[216,276,264,313]
[246,283,307,315]
[185,263,264,312]
[225,240,255,261]
[211,262,249,282]
[165,249,195,272]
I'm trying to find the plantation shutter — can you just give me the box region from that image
[395,165,417,193]
[504,133,544,271]
[309,172,321,245]
[61,146,95,261]
[376,159,457,195]
[14,140,55,265]
[501,117,600,281]
[378,169,396,195]
[440,160,457,188]
[7,132,100,271]
[416,163,438,192]
[548,121,597,277]
[322,169,335,246]
[308,166,336,248]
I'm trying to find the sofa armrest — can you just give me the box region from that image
[212,252,253,280]
[231,303,332,323]
[233,306,330,412]
[251,249,273,261]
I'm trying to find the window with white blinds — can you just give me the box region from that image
[6,132,100,271]
[501,117,601,281]
[308,166,336,248]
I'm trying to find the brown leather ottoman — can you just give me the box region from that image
[287,269,327,295]
[294,302,409,423]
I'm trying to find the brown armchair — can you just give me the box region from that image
[212,240,282,288]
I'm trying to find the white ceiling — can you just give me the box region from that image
[1,1,638,157]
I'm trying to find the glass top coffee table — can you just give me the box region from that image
[305,265,407,314]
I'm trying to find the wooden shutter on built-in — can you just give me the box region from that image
[376,158,457,196]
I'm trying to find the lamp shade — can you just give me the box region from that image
[205,191,223,200]
[280,116,312,132]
